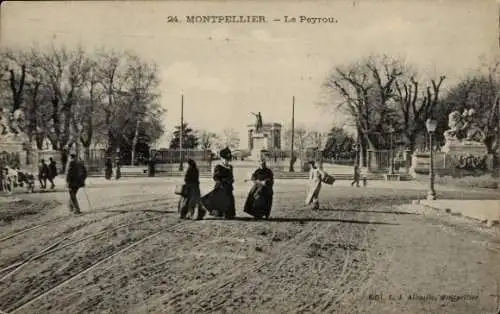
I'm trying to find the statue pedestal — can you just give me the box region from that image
[441,140,489,176]
[0,138,28,169]
[250,133,269,160]
[442,139,487,154]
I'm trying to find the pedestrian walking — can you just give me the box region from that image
[38,159,49,189]
[48,157,57,189]
[148,155,157,177]
[66,153,87,214]
[351,165,361,187]
[305,160,324,210]
[200,147,236,219]
[177,159,204,220]
[244,157,274,219]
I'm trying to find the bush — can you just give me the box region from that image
[434,175,499,189]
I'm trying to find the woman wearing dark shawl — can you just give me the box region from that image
[178,159,203,219]
[200,147,236,219]
[244,158,274,219]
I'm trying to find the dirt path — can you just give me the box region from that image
[0,183,499,313]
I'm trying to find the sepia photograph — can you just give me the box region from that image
[0,0,499,313]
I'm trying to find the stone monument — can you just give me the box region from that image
[440,108,488,175]
[0,108,31,170]
[247,112,282,160]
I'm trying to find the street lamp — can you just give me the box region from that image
[388,126,395,175]
[425,118,437,200]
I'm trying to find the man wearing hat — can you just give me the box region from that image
[200,147,236,219]
[66,153,87,214]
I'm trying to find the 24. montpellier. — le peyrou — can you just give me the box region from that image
[169,15,338,24]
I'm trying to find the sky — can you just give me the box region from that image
[0,0,498,148]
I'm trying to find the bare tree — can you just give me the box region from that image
[283,124,309,152]
[394,75,446,150]
[1,48,27,112]
[217,128,240,150]
[198,130,218,151]
[305,130,329,149]
[322,54,405,157]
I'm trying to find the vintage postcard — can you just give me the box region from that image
[0,1,499,313]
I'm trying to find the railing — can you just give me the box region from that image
[367,149,412,173]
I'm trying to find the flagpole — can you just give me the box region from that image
[179,91,184,171]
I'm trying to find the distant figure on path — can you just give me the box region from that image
[351,165,360,187]
[305,160,324,210]
[66,154,87,214]
[105,158,113,180]
[244,157,274,219]
[48,157,57,189]
[178,159,204,220]
[38,159,49,189]
[115,155,121,180]
[148,155,157,177]
[200,147,236,219]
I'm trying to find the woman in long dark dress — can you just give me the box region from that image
[200,147,236,219]
[178,159,203,219]
[244,158,274,219]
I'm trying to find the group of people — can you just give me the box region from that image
[38,157,58,189]
[0,157,58,194]
[176,147,332,220]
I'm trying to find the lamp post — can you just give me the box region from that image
[425,118,437,200]
[388,126,395,175]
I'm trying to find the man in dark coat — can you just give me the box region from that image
[38,159,49,189]
[66,153,87,214]
[48,157,57,189]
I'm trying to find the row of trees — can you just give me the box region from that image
[0,45,165,163]
[322,54,500,158]
[166,122,346,157]
[167,123,241,152]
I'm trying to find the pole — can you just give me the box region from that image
[179,92,184,171]
[389,128,394,175]
[427,131,436,200]
[289,96,295,172]
[131,119,140,166]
